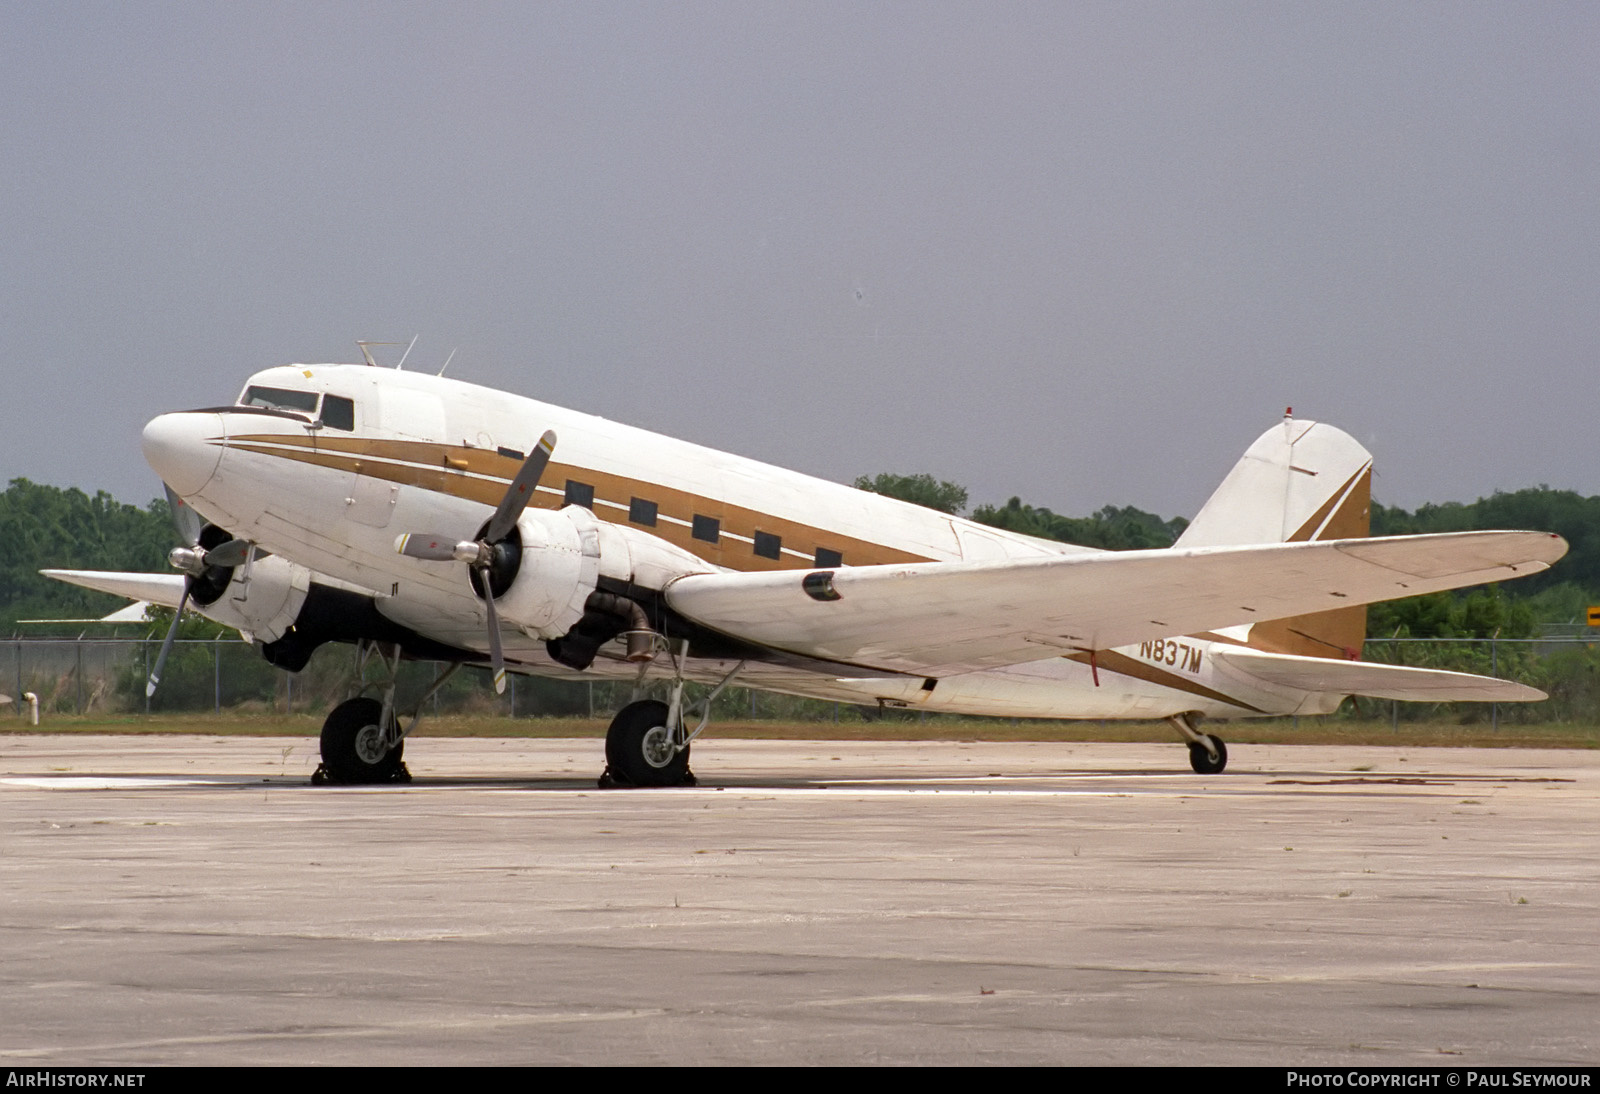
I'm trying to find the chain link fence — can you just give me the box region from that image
[0,636,587,718]
[2,634,1596,724]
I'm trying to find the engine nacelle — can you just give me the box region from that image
[193,553,312,645]
[592,518,718,589]
[513,507,718,669]
[491,506,604,638]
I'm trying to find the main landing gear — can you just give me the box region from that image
[599,643,744,788]
[602,699,693,787]
[1168,711,1228,774]
[317,696,408,784]
[312,642,460,785]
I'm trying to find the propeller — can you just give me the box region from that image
[395,430,557,694]
[147,485,253,698]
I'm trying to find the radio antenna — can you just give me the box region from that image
[437,348,457,377]
[395,334,419,371]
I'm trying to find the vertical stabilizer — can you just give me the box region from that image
[1178,415,1373,659]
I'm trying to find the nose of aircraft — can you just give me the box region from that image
[141,412,224,497]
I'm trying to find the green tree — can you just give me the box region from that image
[852,473,969,515]
[0,479,175,631]
[1368,586,1534,641]
[970,498,1187,549]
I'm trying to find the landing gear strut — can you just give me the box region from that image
[1168,711,1228,774]
[312,642,459,785]
[599,643,744,788]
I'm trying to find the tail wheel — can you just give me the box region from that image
[318,697,407,784]
[604,699,691,787]
[1187,734,1228,775]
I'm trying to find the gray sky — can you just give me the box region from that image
[4,2,1596,523]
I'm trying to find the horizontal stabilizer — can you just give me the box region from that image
[665,530,1566,677]
[1211,646,1545,702]
[40,570,189,611]
[97,601,156,624]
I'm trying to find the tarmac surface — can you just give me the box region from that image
[0,733,1595,1066]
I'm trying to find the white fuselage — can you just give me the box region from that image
[143,364,1345,722]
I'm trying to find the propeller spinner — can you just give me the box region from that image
[395,430,557,694]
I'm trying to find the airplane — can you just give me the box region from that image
[44,354,1567,785]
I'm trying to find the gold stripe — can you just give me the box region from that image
[230,442,508,507]
[227,434,934,572]
[1314,466,1372,541]
[1287,465,1371,542]
[1064,650,1264,712]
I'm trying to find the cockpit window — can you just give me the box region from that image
[321,395,355,431]
[242,386,320,415]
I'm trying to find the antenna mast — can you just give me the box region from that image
[395,334,419,371]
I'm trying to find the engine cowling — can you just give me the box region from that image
[486,505,603,639]
[190,552,312,646]
[508,507,718,669]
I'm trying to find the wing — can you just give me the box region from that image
[40,570,189,610]
[664,530,1566,677]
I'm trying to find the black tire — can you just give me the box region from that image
[1188,734,1228,775]
[605,699,691,787]
[319,697,406,784]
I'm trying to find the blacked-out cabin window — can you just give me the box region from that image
[629,498,658,526]
[692,515,720,543]
[753,531,782,560]
[321,395,355,431]
[497,446,524,461]
[815,547,842,568]
[565,481,595,508]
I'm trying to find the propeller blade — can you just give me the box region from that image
[484,430,556,544]
[395,532,460,562]
[203,538,252,568]
[146,578,193,698]
[164,483,203,548]
[483,583,507,695]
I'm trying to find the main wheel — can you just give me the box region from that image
[1187,733,1228,774]
[605,699,691,787]
[318,697,407,784]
